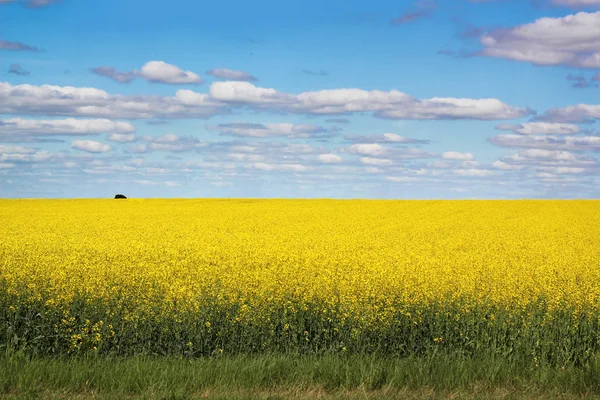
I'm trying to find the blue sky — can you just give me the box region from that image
[0,0,599,199]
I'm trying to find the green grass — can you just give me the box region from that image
[2,352,600,399]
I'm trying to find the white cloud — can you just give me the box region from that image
[516,149,581,161]
[84,165,137,174]
[107,133,136,143]
[461,161,480,168]
[130,134,205,153]
[71,140,112,153]
[345,133,429,144]
[0,82,224,119]
[0,81,530,122]
[248,163,309,172]
[317,153,344,164]
[538,104,600,123]
[495,122,581,135]
[208,81,531,120]
[1,150,59,163]
[489,134,600,151]
[360,157,393,166]
[206,68,257,82]
[349,143,388,157]
[383,133,416,142]
[0,118,135,136]
[442,151,475,161]
[376,97,529,120]
[492,160,525,170]
[207,122,326,138]
[454,169,495,177]
[499,149,598,169]
[317,153,343,163]
[146,133,181,143]
[210,81,294,104]
[538,166,587,174]
[479,11,600,68]
[136,61,202,85]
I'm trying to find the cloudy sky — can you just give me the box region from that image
[0,0,599,199]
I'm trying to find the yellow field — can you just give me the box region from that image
[1,199,599,361]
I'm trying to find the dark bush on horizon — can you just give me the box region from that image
[114,194,127,199]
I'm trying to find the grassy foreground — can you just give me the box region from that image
[2,353,600,399]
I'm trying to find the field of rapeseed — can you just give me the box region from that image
[1,199,600,366]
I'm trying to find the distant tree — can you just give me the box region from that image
[114,194,127,199]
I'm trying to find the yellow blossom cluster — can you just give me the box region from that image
[1,199,599,362]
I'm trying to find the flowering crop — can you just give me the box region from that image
[1,199,599,364]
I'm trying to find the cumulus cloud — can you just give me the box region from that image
[478,11,600,68]
[495,122,581,135]
[489,134,600,151]
[107,133,136,143]
[92,61,202,85]
[492,147,599,186]
[137,61,202,85]
[499,150,598,170]
[210,81,295,104]
[206,122,327,138]
[71,140,112,153]
[248,163,309,172]
[317,153,343,163]
[0,118,136,137]
[537,166,587,174]
[511,149,585,161]
[537,104,600,123]
[360,157,393,166]
[0,150,59,163]
[492,160,525,170]
[345,133,429,144]
[0,82,225,119]
[0,81,531,122]
[349,143,389,157]
[349,143,436,161]
[0,118,135,145]
[442,151,475,161]
[206,68,257,82]
[209,81,531,120]
[128,133,205,153]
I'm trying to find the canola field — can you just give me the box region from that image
[1,199,600,364]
